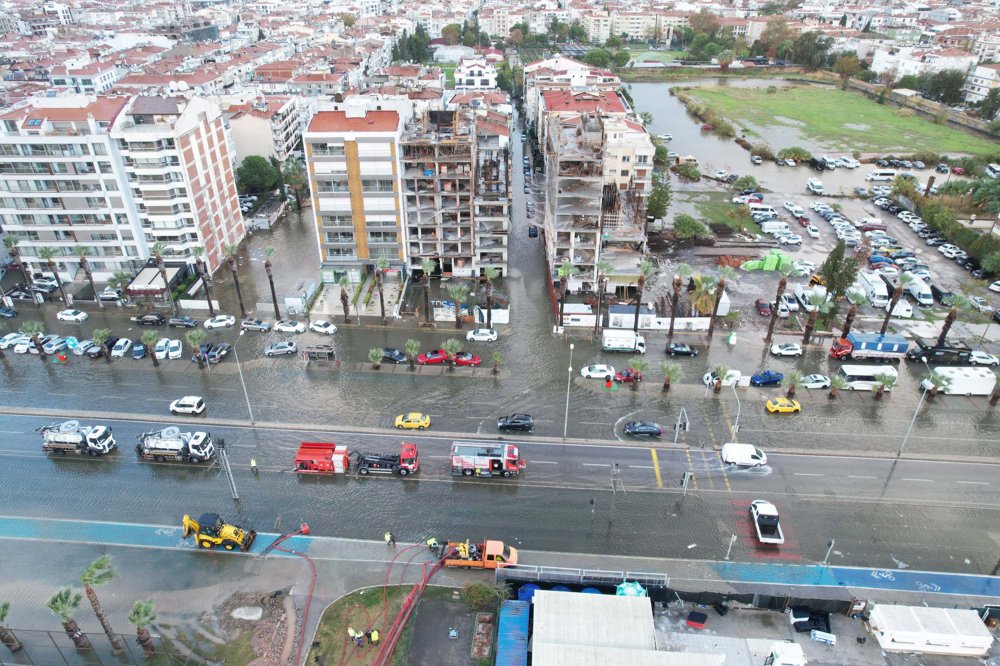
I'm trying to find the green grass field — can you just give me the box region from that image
[628,49,687,63]
[686,85,996,156]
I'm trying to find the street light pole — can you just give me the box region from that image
[730,384,741,440]
[897,357,930,458]
[563,343,574,439]
[822,539,835,566]
[724,533,737,561]
[233,330,255,425]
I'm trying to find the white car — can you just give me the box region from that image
[779,234,802,246]
[793,260,816,273]
[970,296,993,313]
[73,339,97,356]
[908,269,932,282]
[170,395,206,415]
[309,320,338,335]
[657,133,673,141]
[466,328,498,342]
[56,309,88,322]
[969,351,999,367]
[775,301,790,318]
[154,337,170,360]
[0,333,25,349]
[805,225,820,239]
[988,281,1000,293]
[274,319,307,334]
[779,293,799,312]
[878,266,899,279]
[167,339,182,359]
[111,338,132,358]
[13,337,35,354]
[715,170,729,180]
[702,369,742,387]
[784,159,795,167]
[938,244,960,255]
[204,314,236,329]
[98,287,122,302]
[782,201,797,213]
[42,337,67,355]
[581,364,615,379]
[770,342,803,357]
[801,374,831,389]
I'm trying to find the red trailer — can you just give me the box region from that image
[294,442,350,474]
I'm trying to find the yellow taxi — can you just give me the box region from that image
[394,412,431,430]
[765,397,801,414]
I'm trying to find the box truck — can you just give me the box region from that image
[602,330,646,354]
[857,271,889,308]
[920,366,996,396]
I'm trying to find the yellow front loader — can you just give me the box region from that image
[182,512,256,551]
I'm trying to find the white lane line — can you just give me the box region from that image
[901,478,934,482]
[956,481,989,486]
[48,393,72,397]
[532,461,558,465]
[582,463,610,467]
[848,475,877,479]
[794,473,824,477]
[0,430,24,434]
[427,455,450,459]
[629,465,654,469]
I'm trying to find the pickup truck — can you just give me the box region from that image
[749,499,785,545]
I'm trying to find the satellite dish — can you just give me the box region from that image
[160,426,181,438]
[177,81,190,91]
[168,80,178,90]
[60,420,80,432]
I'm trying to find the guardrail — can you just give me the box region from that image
[496,564,670,588]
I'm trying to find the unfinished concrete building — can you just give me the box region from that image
[473,118,511,276]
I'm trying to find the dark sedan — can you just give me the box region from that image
[0,306,17,318]
[131,340,147,359]
[381,348,407,364]
[168,316,199,328]
[624,421,663,437]
[750,370,784,386]
[497,414,534,432]
[207,343,232,363]
[132,313,166,326]
[666,343,698,357]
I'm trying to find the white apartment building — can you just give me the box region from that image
[111,95,245,274]
[580,11,612,44]
[523,55,620,133]
[224,96,299,163]
[454,58,497,91]
[0,96,146,282]
[871,47,976,80]
[49,62,123,95]
[964,63,1000,106]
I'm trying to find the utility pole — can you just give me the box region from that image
[610,463,624,514]
[217,438,240,501]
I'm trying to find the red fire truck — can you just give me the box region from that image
[293,441,419,476]
[450,442,525,478]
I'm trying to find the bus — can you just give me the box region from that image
[837,364,898,391]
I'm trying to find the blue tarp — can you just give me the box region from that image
[495,600,529,666]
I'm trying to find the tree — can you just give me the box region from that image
[706,269,731,339]
[689,9,720,36]
[3,236,29,286]
[925,370,952,399]
[717,49,735,72]
[829,374,847,399]
[421,259,436,324]
[235,155,280,194]
[873,372,896,400]
[605,36,623,49]
[340,13,355,28]
[142,330,160,367]
[594,260,614,336]
[690,275,718,315]
[74,246,103,311]
[673,214,711,240]
[818,240,858,300]
[801,293,832,344]
[368,347,383,369]
[840,290,867,338]
[712,364,728,393]
[759,16,793,57]
[492,351,503,375]
[20,320,46,359]
[446,284,468,329]
[556,261,579,329]
[611,50,631,67]
[338,276,352,323]
[150,242,177,317]
[568,21,587,42]
[661,362,682,392]
[282,160,307,209]
[37,247,69,307]
[224,244,247,318]
[668,274,683,341]
[186,329,207,369]
[481,267,500,329]
[972,178,1000,216]
[983,252,1000,275]
[766,276,787,342]
[732,175,758,192]
[784,370,803,398]
[937,295,971,347]
[880,274,913,335]
[646,175,671,219]
[404,339,420,371]
[373,258,389,324]
[979,88,1000,121]
[0,601,22,653]
[47,588,90,650]
[80,555,125,655]
[790,31,831,70]
[442,23,462,45]
[191,247,215,317]
[583,49,612,68]
[92,328,111,364]
[508,28,524,46]
[632,260,656,333]
[627,358,648,391]
[128,600,156,655]
[833,54,861,89]
[442,338,462,372]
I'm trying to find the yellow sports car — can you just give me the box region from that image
[394,412,431,430]
[765,397,801,414]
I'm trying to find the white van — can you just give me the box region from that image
[865,169,897,182]
[986,163,1000,179]
[806,178,824,194]
[761,221,789,234]
[748,203,778,217]
[721,443,767,467]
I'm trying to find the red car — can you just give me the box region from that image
[798,217,810,227]
[951,166,966,175]
[417,349,450,365]
[614,368,643,384]
[755,299,772,316]
[453,352,481,367]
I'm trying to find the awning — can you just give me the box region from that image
[126,266,181,295]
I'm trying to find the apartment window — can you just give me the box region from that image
[620,170,629,177]
[365,218,397,228]
[621,155,630,162]
[361,179,394,192]
[318,179,350,193]
[325,231,355,243]
[367,231,397,244]
[636,155,649,164]
[327,247,356,258]
[321,215,353,227]
[314,143,345,157]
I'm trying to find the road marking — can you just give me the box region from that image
[794,473,824,477]
[630,465,654,469]
[848,475,877,479]
[901,478,933,482]
[582,463,610,467]
[650,449,663,488]
[956,481,989,485]
[578,422,607,426]
[0,430,24,434]
[532,460,557,465]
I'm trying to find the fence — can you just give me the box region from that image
[0,628,215,665]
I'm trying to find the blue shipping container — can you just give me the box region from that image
[495,600,530,666]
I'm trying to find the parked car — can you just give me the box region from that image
[111,338,132,358]
[770,342,803,357]
[98,287,122,302]
[154,338,170,360]
[308,320,337,336]
[72,339,97,356]
[970,296,993,313]
[206,342,232,364]
[274,319,307,334]
[624,421,663,437]
[969,351,999,367]
[56,309,88,323]
[381,348,407,364]
[131,340,147,359]
[755,299,772,316]
[0,306,18,318]
[614,368,642,384]
[394,412,430,430]
[801,374,831,389]
[497,414,534,432]
[42,337,68,355]
[0,333,24,349]
[453,352,482,367]
[417,349,450,365]
[169,396,206,415]
[766,397,801,414]
[168,316,199,328]
[581,364,615,379]
[241,318,271,332]
[666,343,698,356]
[466,328,498,342]
[167,339,183,360]
[204,314,236,329]
[750,370,784,386]
[265,341,297,357]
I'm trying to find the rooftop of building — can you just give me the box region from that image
[307,109,400,134]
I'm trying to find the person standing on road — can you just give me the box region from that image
[426,537,440,557]
[365,630,373,645]
[371,629,380,645]
[384,531,396,547]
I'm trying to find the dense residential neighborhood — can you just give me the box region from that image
[3,0,1000,663]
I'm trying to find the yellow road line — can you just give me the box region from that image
[683,446,698,490]
[720,401,737,443]
[650,448,663,488]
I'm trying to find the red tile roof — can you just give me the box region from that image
[541,90,625,114]
[308,110,400,133]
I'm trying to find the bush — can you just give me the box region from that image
[766,85,778,94]
[970,234,1000,261]
[673,214,712,240]
[460,583,507,611]
[983,251,1000,274]
[911,151,941,165]
[732,175,758,192]
[777,146,812,161]
[654,145,669,164]
[752,143,775,160]
[674,163,701,180]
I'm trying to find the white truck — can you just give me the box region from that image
[858,271,889,308]
[793,284,829,312]
[749,499,785,544]
[602,330,646,354]
[38,420,116,457]
[135,427,215,463]
[920,366,997,396]
[903,274,933,307]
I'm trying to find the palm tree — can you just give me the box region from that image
[879,274,913,336]
[375,257,390,324]
[925,370,952,399]
[3,236,29,286]
[446,284,468,329]
[191,247,215,316]
[150,242,177,316]
[627,358,648,391]
[632,259,656,333]
[828,374,847,399]
[482,266,500,330]
[141,330,160,367]
[766,276,788,343]
[37,246,70,307]
[873,372,896,400]
[47,588,90,650]
[801,293,833,345]
[593,260,613,336]
[661,362,682,392]
[784,370,803,398]
[421,259,436,325]
[556,261,579,329]
[840,290,867,338]
[442,338,462,372]
[937,294,971,348]
[0,601,23,653]
[690,275,717,315]
[20,320,46,359]
[224,244,247,317]
[667,274,683,341]
[676,262,693,283]
[264,248,280,320]
[404,339,420,371]
[80,555,125,655]
[128,599,156,655]
[706,271,729,339]
[92,328,111,364]
[106,271,132,305]
[492,351,503,375]
[338,276,352,323]
[73,246,103,311]
[186,329,207,369]
[713,364,728,393]
[368,347,383,369]
[990,375,1000,406]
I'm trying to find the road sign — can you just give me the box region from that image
[65,336,78,349]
